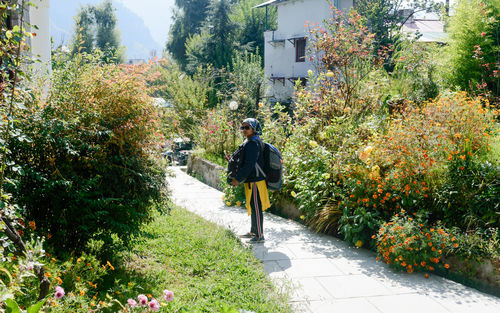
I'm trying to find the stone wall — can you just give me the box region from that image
[187,154,225,191]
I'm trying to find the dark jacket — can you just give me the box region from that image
[235,136,266,183]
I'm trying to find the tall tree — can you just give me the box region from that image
[71,5,94,56]
[185,0,237,71]
[93,0,123,63]
[70,1,124,63]
[204,0,236,68]
[166,0,211,67]
[230,0,277,61]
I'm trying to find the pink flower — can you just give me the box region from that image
[481,32,486,37]
[163,289,174,302]
[127,299,137,307]
[149,298,160,311]
[54,286,65,299]
[138,294,148,306]
[209,130,214,134]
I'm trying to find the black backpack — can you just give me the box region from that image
[255,141,283,191]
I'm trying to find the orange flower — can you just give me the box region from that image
[444,263,450,269]
[425,273,429,279]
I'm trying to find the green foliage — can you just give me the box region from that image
[386,41,440,103]
[230,0,277,58]
[339,206,381,248]
[7,54,165,254]
[376,212,455,273]
[185,0,238,71]
[228,51,265,118]
[154,61,212,141]
[166,0,211,68]
[442,0,500,98]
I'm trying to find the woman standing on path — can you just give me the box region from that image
[227,118,270,243]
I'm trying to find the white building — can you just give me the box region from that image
[256,0,445,104]
[29,0,51,73]
[256,0,353,103]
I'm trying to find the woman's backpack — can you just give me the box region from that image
[256,142,283,191]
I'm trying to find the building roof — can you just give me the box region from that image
[254,0,287,8]
[402,19,447,43]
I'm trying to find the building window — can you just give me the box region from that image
[295,38,306,62]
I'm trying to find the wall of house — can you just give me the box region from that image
[264,0,353,103]
[29,0,51,74]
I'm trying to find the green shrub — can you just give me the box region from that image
[7,55,166,254]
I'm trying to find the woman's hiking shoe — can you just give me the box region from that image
[239,232,255,239]
[248,237,265,244]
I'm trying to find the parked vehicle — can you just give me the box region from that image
[162,138,192,165]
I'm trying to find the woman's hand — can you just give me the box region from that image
[230,177,239,186]
[225,154,230,162]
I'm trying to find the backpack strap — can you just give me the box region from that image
[250,137,266,178]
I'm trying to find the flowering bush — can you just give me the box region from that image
[7,54,166,254]
[197,108,237,158]
[347,92,497,224]
[376,212,455,273]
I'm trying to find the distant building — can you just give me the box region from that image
[256,0,353,104]
[126,59,147,65]
[400,11,446,43]
[256,0,445,104]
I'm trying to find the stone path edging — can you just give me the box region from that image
[167,166,500,313]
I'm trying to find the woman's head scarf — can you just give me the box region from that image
[242,118,262,136]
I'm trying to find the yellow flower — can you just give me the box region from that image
[235,201,242,207]
[307,69,313,76]
[56,276,63,284]
[326,71,334,77]
[258,102,264,107]
[106,261,115,271]
[322,173,331,179]
[225,201,231,206]
[309,140,318,147]
[355,240,363,248]
[300,215,305,220]
[291,191,297,198]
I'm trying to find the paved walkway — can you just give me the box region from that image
[167,166,500,313]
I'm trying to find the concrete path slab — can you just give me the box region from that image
[167,166,500,313]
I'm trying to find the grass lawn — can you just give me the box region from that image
[113,205,291,313]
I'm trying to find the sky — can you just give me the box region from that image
[116,0,176,47]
